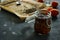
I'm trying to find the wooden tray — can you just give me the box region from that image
[0,0,46,21]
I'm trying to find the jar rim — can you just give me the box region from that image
[36,12,51,19]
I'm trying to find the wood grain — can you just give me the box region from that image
[0,0,46,21]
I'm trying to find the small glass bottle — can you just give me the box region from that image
[44,0,51,6]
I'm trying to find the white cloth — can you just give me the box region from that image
[25,11,39,23]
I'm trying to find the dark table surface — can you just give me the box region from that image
[0,0,60,40]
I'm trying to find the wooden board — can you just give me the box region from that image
[0,0,46,21]
[0,0,17,5]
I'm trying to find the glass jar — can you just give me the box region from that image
[34,12,51,35]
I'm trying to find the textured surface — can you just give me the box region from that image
[0,0,60,40]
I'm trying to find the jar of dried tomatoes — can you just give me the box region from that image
[34,9,51,35]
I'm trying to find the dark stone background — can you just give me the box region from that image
[0,0,60,40]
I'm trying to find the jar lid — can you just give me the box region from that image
[36,12,51,19]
